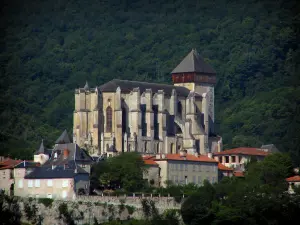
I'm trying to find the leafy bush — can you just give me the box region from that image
[125,205,135,215]
[38,198,53,208]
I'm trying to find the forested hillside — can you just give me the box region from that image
[1,0,299,163]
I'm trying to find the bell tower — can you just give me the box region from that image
[171,49,217,134]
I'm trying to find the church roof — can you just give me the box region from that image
[36,140,45,154]
[99,79,191,97]
[55,130,71,144]
[171,49,216,74]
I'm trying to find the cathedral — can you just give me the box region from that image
[73,49,222,157]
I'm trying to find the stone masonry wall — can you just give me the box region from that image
[19,196,181,225]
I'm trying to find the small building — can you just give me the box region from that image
[286,175,300,194]
[0,159,22,195]
[218,163,233,180]
[143,151,218,187]
[142,156,160,187]
[14,130,94,199]
[213,147,270,171]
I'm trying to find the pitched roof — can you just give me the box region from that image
[218,163,233,171]
[25,165,88,179]
[14,161,40,169]
[84,81,89,90]
[286,175,300,182]
[155,154,218,163]
[143,156,158,166]
[213,147,269,156]
[233,171,244,177]
[0,159,23,170]
[99,79,191,97]
[171,49,216,74]
[55,130,71,144]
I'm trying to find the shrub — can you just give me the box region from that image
[125,205,135,215]
[38,198,53,208]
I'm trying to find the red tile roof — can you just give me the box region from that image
[218,163,233,171]
[233,171,244,177]
[155,154,218,163]
[213,147,269,156]
[286,175,300,182]
[144,159,158,166]
[0,159,23,170]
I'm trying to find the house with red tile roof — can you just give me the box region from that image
[286,175,300,194]
[142,156,160,187]
[0,159,29,195]
[142,151,219,187]
[213,147,271,171]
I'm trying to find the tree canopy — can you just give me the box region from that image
[181,153,299,225]
[91,152,147,192]
[1,0,299,163]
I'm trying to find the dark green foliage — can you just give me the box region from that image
[181,153,300,225]
[38,198,53,208]
[125,205,135,215]
[1,0,299,164]
[24,201,38,224]
[0,191,21,225]
[92,152,147,191]
[58,203,75,225]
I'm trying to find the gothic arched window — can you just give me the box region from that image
[106,106,112,132]
[177,101,182,117]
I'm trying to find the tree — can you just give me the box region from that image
[0,191,21,225]
[92,152,147,192]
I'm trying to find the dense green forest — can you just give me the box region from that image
[1,0,299,162]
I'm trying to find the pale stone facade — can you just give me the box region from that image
[73,49,222,157]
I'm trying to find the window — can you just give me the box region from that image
[180,164,183,171]
[35,180,40,187]
[175,176,178,184]
[185,164,188,171]
[198,165,202,172]
[212,177,216,183]
[198,176,202,185]
[47,194,52,199]
[177,101,182,117]
[206,165,210,172]
[175,164,178,171]
[144,142,147,152]
[47,180,53,187]
[128,144,131,152]
[193,176,196,184]
[28,180,33,188]
[62,180,68,187]
[62,190,67,199]
[18,179,23,188]
[232,156,236,163]
[106,106,112,132]
[156,143,159,153]
[219,157,222,163]
[225,156,229,163]
[213,165,217,173]
[192,165,196,171]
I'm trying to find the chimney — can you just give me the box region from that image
[207,152,213,159]
[63,149,69,159]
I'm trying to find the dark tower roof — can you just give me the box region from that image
[36,140,45,154]
[171,49,216,74]
[84,81,89,90]
[55,130,71,144]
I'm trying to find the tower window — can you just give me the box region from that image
[106,106,112,132]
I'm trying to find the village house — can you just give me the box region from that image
[286,175,300,194]
[0,158,23,195]
[14,130,94,200]
[213,146,273,171]
[143,150,219,187]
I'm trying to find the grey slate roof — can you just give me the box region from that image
[14,161,40,169]
[55,130,71,144]
[44,143,93,167]
[84,81,89,90]
[34,140,53,155]
[99,79,191,97]
[25,165,88,179]
[171,49,216,74]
